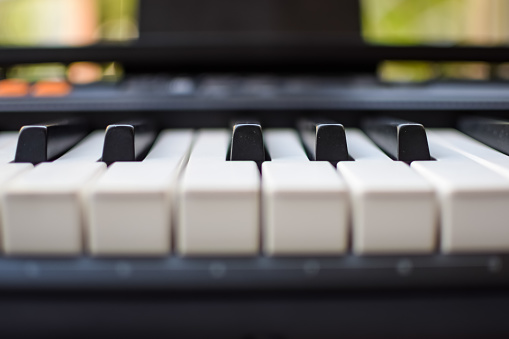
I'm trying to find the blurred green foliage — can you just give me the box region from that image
[0,0,138,46]
[362,0,509,46]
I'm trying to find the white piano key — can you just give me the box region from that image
[411,131,509,253]
[56,130,104,162]
[339,161,436,254]
[262,129,350,255]
[0,164,33,187]
[178,129,260,256]
[0,133,20,165]
[143,129,194,162]
[0,132,18,149]
[427,128,509,179]
[187,128,230,162]
[338,130,436,254]
[0,163,34,250]
[262,161,349,255]
[86,130,194,256]
[264,129,308,161]
[346,128,391,161]
[2,162,106,255]
[412,159,509,253]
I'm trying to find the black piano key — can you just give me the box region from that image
[458,117,509,155]
[362,117,431,162]
[14,118,88,164]
[101,120,157,165]
[298,118,348,165]
[229,120,265,166]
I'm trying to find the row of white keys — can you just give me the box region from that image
[3,125,509,256]
[339,129,436,254]
[178,129,260,255]
[263,129,348,255]
[1,129,195,255]
[88,130,194,256]
[0,128,448,256]
[412,131,509,253]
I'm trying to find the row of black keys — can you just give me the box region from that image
[15,119,156,165]
[12,116,509,166]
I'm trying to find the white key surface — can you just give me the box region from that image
[264,129,308,162]
[87,130,194,256]
[338,129,436,254]
[412,135,509,253]
[2,162,106,255]
[0,132,18,149]
[263,129,351,255]
[346,128,391,161]
[187,129,229,163]
[144,129,194,162]
[262,161,349,255]
[338,160,436,254]
[56,130,104,162]
[0,163,33,186]
[0,163,34,250]
[0,133,20,164]
[178,129,260,256]
[427,128,509,179]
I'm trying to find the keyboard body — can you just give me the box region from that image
[1,74,509,338]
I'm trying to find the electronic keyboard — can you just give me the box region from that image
[1,79,509,339]
[3,0,509,337]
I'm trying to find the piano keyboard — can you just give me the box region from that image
[0,117,508,290]
[0,119,506,255]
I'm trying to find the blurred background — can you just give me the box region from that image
[362,0,509,46]
[2,0,509,47]
[0,0,138,46]
[1,0,509,84]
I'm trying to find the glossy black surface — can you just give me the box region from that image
[362,117,431,162]
[459,117,509,155]
[101,120,157,165]
[229,121,265,166]
[298,118,348,164]
[14,119,88,164]
[0,254,505,290]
